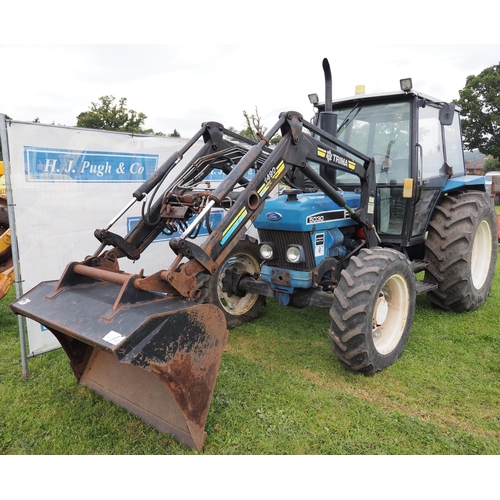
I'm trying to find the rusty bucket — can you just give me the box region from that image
[11,275,228,450]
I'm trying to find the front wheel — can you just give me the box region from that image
[329,247,416,375]
[200,235,265,329]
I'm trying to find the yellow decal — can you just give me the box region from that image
[317,147,327,158]
[222,206,248,237]
[258,181,271,197]
[273,161,285,179]
[257,161,285,198]
[348,160,356,170]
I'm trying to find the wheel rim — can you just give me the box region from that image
[372,273,410,355]
[471,219,492,290]
[217,253,260,316]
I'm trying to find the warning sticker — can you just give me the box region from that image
[103,330,126,345]
[315,233,325,257]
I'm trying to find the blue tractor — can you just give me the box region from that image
[242,67,497,374]
[11,59,497,449]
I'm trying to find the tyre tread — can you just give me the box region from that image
[329,247,416,375]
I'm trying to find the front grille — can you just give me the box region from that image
[258,229,315,270]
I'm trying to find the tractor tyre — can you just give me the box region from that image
[424,191,497,312]
[329,247,416,375]
[200,235,265,329]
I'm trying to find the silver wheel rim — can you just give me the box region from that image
[471,219,492,290]
[372,273,410,355]
[217,253,260,316]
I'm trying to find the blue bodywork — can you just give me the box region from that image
[443,174,486,193]
[255,192,361,233]
[254,192,360,304]
[253,175,485,306]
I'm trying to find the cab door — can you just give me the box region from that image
[408,103,465,243]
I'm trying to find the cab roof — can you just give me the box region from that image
[318,89,458,110]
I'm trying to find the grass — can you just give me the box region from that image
[1,251,500,456]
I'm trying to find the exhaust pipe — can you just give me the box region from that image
[318,58,337,137]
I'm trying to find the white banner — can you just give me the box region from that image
[5,121,211,355]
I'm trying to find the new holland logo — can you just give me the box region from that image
[266,212,282,221]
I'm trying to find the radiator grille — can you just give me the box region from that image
[257,229,315,270]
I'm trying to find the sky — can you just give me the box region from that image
[1,44,498,140]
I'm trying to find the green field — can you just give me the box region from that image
[1,250,500,456]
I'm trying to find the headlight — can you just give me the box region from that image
[259,242,275,260]
[286,245,305,264]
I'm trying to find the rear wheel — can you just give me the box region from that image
[424,191,497,312]
[201,235,265,329]
[329,247,416,375]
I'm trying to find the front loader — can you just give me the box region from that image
[11,59,497,450]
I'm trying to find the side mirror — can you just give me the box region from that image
[439,103,455,126]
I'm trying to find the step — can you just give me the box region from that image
[415,281,438,295]
[411,260,430,274]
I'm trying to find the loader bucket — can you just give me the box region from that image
[11,277,228,450]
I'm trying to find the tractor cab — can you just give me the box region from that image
[313,84,481,251]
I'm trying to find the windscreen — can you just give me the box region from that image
[333,100,411,186]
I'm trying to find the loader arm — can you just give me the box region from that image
[70,110,378,302]
[95,121,271,262]
[130,111,377,300]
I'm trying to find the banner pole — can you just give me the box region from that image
[0,115,29,377]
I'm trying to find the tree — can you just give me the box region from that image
[142,128,166,137]
[76,95,150,133]
[455,64,500,159]
[239,107,281,146]
[168,129,181,138]
[484,157,500,172]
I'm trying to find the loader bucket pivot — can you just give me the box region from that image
[11,279,228,450]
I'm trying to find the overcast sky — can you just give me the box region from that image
[1,44,498,139]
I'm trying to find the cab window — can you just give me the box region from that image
[334,101,410,186]
[418,105,444,179]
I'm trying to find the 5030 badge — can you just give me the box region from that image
[24,147,158,183]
